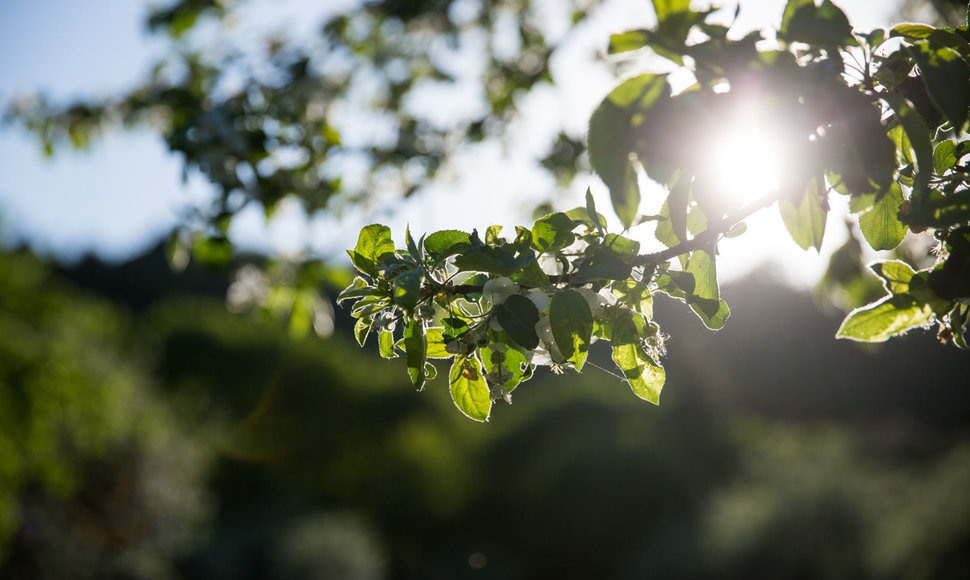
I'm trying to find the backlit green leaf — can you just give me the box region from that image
[404,319,428,389]
[425,327,452,359]
[685,249,718,303]
[392,268,423,313]
[449,356,491,422]
[691,299,730,330]
[424,229,471,261]
[609,29,650,54]
[934,140,957,174]
[652,0,690,22]
[611,310,664,404]
[379,330,397,359]
[780,177,828,251]
[336,276,372,304]
[354,317,372,347]
[612,279,653,318]
[549,290,593,371]
[870,260,917,294]
[907,41,970,131]
[859,182,907,251]
[454,246,522,275]
[886,94,933,203]
[780,0,853,46]
[349,224,395,276]
[532,212,577,253]
[588,74,669,228]
[586,188,606,236]
[480,344,529,392]
[836,294,934,342]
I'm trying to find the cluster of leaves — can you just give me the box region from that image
[597,0,970,346]
[339,191,685,421]
[346,0,970,418]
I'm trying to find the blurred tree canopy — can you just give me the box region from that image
[1,240,969,578]
[7,0,593,260]
[0,249,212,579]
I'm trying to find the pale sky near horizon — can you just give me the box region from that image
[0,0,906,286]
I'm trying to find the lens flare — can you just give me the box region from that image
[710,126,785,206]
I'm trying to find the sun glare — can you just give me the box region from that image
[710,126,785,206]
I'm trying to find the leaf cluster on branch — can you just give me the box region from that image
[342,0,970,420]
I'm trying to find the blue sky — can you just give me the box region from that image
[0,0,905,281]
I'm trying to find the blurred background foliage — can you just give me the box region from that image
[0,240,967,579]
[7,0,594,266]
[2,0,970,577]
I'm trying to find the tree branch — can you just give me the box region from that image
[633,192,778,267]
[432,193,780,297]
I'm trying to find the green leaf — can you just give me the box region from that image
[726,222,747,238]
[405,224,421,262]
[652,0,690,22]
[685,249,719,303]
[603,234,642,260]
[692,299,731,330]
[870,260,917,294]
[907,41,970,131]
[858,182,907,251]
[611,310,665,404]
[404,319,428,389]
[549,290,593,371]
[935,140,957,174]
[454,246,522,275]
[564,206,609,231]
[354,317,372,347]
[423,229,471,261]
[510,260,551,288]
[425,327,452,359]
[532,212,577,253]
[891,23,970,54]
[668,176,690,245]
[378,330,397,359]
[588,74,669,228]
[349,224,395,276]
[336,276,372,304]
[572,235,640,283]
[836,294,934,342]
[654,202,680,250]
[479,344,529,392]
[780,176,828,251]
[392,268,424,313]
[890,23,936,40]
[609,29,650,54]
[441,317,471,343]
[586,188,606,236]
[494,294,541,350]
[612,279,653,318]
[821,89,896,197]
[449,356,491,422]
[886,94,933,203]
[485,225,503,244]
[780,0,853,47]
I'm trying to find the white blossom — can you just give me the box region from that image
[482,276,518,309]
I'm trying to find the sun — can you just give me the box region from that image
[709,125,786,207]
